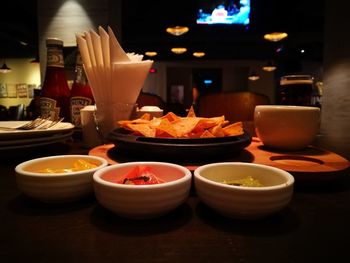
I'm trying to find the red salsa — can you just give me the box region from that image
[102,166,165,185]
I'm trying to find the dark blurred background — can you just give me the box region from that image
[0,0,324,62]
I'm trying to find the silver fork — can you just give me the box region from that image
[36,117,64,130]
[0,117,52,131]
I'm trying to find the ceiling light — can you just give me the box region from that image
[248,71,260,81]
[166,26,189,36]
[145,51,157,57]
[171,47,187,54]
[19,41,28,46]
[0,62,11,73]
[193,52,205,58]
[263,32,288,42]
[276,45,284,53]
[262,61,276,72]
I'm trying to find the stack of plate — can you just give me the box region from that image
[0,121,74,151]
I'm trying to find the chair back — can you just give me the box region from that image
[8,104,25,120]
[197,91,270,122]
[137,92,166,109]
[0,105,8,120]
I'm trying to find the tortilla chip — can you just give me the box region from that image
[126,123,156,137]
[199,130,215,138]
[139,113,152,121]
[118,118,150,127]
[209,124,225,137]
[192,116,225,132]
[161,112,180,122]
[156,118,178,137]
[172,117,201,137]
[187,105,196,117]
[118,110,244,138]
[222,122,244,136]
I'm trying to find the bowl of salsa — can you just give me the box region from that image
[93,162,192,219]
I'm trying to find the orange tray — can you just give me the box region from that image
[89,137,350,183]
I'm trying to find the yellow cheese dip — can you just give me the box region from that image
[223,176,263,187]
[37,159,98,173]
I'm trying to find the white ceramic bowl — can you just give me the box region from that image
[254,105,320,150]
[194,162,294,219]
[136,106,164,118]
[15,155,108,203]
[93,162,192,219]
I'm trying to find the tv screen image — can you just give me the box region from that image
[196,0,250,25]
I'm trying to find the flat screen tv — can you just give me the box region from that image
[196,0,250,25]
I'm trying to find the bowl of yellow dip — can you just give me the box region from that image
[15,155,108,203]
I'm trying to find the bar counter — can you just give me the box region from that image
[1,134,349,262]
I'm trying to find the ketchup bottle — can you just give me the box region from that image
[70,49,95,128]
[40,38,71,121]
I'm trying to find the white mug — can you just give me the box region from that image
[254,105,320,150]
[80,105,102,148]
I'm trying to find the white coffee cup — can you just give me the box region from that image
[136,106,163,118]
[80,105,102,148]
[254,105,320,150]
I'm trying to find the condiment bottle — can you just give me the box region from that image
[70,49,94,128]
[40,38,71,121]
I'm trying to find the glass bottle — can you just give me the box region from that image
[70,49,95,128]
[40,38,71,121]
[278,75,314,106]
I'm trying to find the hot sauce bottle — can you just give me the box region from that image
[40,38,71,121]
[70,49,94,128]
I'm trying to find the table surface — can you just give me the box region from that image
[1,134,350,263]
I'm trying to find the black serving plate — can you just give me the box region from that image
[107,128,252,161]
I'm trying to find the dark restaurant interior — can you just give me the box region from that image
[0,0,325,59]
[0,0,350,262]
[0,0,327,109]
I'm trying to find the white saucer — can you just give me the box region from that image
[0,130,73,147]
[0,131,73,151]
[0,121,74,140]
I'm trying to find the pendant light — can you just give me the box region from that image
[262,61,277,72]
[193,52,206,58]
[263,32,288,42]
[248,71,260,81]
[0,61,11,73]
[145,51,158,57]
[166,26,189,36]
[171,47,187,54]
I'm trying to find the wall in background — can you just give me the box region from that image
[37,0,113,82]
[0,59,40,108]
[321,0,350,158]
[142,60,276,104]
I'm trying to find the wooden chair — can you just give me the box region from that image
[136,92,166,110]
[8,104,25,120]
[197,91,270,134]
[0,105,8,120]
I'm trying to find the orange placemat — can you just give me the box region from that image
[89,138,349,182]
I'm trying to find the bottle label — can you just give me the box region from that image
[40,97,60,120]
[70,96,93,127]
[47,46,64,68]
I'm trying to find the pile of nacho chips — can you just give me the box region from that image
[118,106,244,138]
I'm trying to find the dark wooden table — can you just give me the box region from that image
[1,135,349,263]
